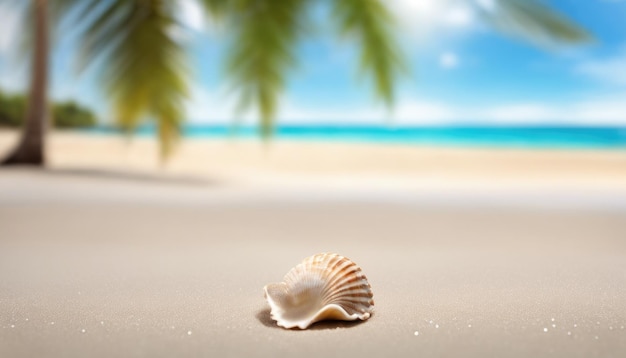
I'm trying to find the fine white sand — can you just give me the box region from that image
[1,130,625,357]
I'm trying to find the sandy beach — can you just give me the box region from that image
[3,130,626,191]
[1,130,626,357]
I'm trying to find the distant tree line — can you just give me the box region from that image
[0,91,96,128]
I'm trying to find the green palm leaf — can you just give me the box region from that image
[74,0,189,159]
[222,0,405,138]
[224,0,307,138]
[477,0,592,45]
[199,0,230,18]
[332,0,405,106]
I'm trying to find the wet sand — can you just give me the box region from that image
[1,167,625,357]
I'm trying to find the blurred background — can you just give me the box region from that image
[1,1,626,357]
[0,0,624,182]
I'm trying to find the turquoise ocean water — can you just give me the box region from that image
[91,125,626,149]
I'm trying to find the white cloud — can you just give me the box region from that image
[186,90,626,126]
[576,51,626,86]
[276,99,455,125]
[482,104,558,123]
[389,0,477,38]
[439,52,459,69]
[211,95,626,126]
[391,0,447,19]
[185,87,458,126]
[393,100,456,122]
[167,0,209,43]
[459,95,626,125]
[572,95,626,123]
[443,5,475,28]
[179,0,205,31]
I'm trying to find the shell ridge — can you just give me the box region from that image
[319,259,360,299]
[324,290,373,305]
[324,273,369,295]
[322,263,358,293]
[322,286,371,307]
[313,254,372,313]
[320,269,371,305]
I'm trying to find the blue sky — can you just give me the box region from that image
[1,0,626,126]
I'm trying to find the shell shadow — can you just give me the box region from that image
[256,308,366,331]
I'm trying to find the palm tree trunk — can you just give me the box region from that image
[1,0,49,166]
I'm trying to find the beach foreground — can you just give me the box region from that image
[1,131,626,357]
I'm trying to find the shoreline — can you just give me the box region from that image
[81,124,626,150]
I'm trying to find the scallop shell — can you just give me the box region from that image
[263,253,374,329]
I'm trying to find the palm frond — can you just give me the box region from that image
[225,0,307,138]
[49,0,82,27]
[75,0,189,159]
[332,0,405,106]
[199,0,231,19]
[477,0,592,45]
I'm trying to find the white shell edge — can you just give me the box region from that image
[264,285,371,329]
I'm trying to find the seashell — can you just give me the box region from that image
[263,253,374,329]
